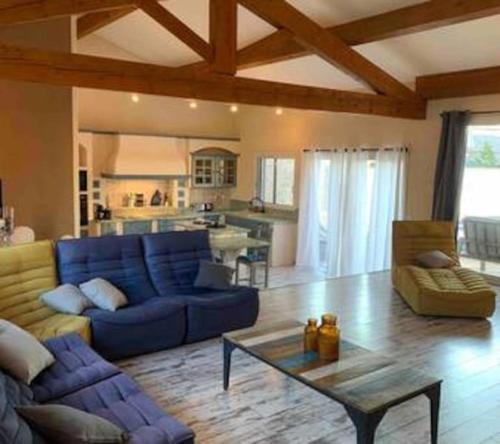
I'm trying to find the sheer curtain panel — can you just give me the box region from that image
[296,148,408,278]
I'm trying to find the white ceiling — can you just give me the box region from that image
[78,0,500,91]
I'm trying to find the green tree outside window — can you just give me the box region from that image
[466,141,500,167]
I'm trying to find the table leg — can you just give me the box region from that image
[345,406,386,444]
[223,339,235,391]
[264,246,270,288]
[425,383,441,444]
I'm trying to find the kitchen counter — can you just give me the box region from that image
[224,210,297,225]
[176,220,250,238]
[91,208,296,224]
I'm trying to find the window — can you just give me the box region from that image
[258,157,295,206]
[458,126,500,281]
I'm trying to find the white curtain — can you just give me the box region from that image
[296,152,321,269]
[296,148,408,278]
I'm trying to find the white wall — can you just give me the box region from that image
[77,35,239,139]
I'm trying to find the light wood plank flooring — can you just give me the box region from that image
[118,272,500,443]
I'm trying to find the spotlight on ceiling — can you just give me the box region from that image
[275,107,283,116]
[230,104,239,113]
[131,93,140,103]
[189,100,198,109]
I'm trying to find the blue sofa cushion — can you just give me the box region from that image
[31,333,120,403]
[142,231,212,295]
[182,286,259,343]
[0,371,46,443]
[84,298,186,360]
[56,235,158,305]
[55,373,195,444]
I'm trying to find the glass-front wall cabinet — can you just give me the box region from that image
[192,148,238,188]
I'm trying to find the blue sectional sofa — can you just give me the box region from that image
[0,231,259,444]
[55,230,260,359]
[1,333,194,444]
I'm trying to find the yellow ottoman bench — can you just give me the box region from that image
[0,240,91,342]
[393,221,496,318]
[394,265,496,317]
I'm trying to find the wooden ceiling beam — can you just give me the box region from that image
[416,66,500,99]
[0,0,136,26]
[0,43,426,119]
[209,0,237,75]
[136,0,211,61]
[237,0,500,70]
[238,0,415,100]
[77,6,136,39]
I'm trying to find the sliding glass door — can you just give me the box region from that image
[458,126,500,282]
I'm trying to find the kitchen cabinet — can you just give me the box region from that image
[191,148,238,188]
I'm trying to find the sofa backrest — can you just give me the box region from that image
[0,240,57,329]
[142,231,212,295]
[0,370,45,443]
[56,235,158,304]
[392,221,459,267]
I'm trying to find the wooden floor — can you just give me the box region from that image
[118,272,500,444]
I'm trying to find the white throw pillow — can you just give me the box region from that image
[0,320,55,384]
[79,278,127,311]
[40,284,93,315]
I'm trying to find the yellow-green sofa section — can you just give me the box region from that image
[392,221,496,318]
[0,240,91,342]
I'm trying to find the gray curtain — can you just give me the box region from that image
[432,110,471,223]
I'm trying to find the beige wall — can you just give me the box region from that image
[77,35,239,139]
[0,19,77,240]
[233,95,500,220]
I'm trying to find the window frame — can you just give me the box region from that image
[256,155,296,208]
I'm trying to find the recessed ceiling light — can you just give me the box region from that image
[230,104,239,113]
[275,107,283,116]
[131,93,140,103]
[189,100,198,109]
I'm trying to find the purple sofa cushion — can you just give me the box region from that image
[83,297,186,360]
[83,297,184,325]
[0,371,46,443]
[181,286,259,343]
[142,231,212,295]
[56,373,195,444]
[31,333,120,403]
[56,235,159,305]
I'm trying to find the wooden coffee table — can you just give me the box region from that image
[223,320,442,444]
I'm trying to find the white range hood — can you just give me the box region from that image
[103,134,189,179]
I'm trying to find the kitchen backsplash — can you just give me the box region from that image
[103,179,177,208]
[189,188,232,208]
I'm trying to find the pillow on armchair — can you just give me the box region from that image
[194,260,234,290]
[0,320,54,384]
[79,278,128,311]
[40,284,93,315]
[416,250,455,269]
[17,404,126,444]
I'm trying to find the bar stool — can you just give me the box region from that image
[235,224,271,288]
